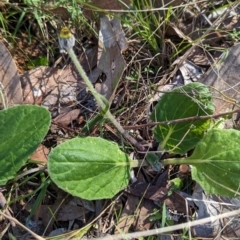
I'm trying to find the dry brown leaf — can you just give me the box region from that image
[200,43,240,128]
[134,199,155,231]
[91,0,130,10]
[83,0,130,21]
[115,193,139,234]
[0,41,23,108]
[111,18,128,51]
[46,6,71,20]
[39,191,68,234]
[126,182,188,216]
[21,66,58,104]
[0,0,9,7]
[21,66,85,110]
[30,144,49,166]
[164,191,189,216]
[53,109,80,126]
[192,184,240,238]
[95,16,126,101]
[40,204,87,222]
[188,46,212,65]
[48,228,67,237]
[78,46,98,73]
[117,169,169,233]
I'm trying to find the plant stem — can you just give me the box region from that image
[130,159,149,168]
[68,48,106,110]
[67,48,146,152]
[161,158,188,165]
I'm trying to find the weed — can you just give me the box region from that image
[2,1,240,239]
[123,0,163,54]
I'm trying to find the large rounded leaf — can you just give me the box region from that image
[0,105,51,184]
[48,137,131,200]
[150,82,214,154]
[163,129,240,197]
[189,129,240,197]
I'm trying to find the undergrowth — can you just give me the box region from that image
[1,0,240,239]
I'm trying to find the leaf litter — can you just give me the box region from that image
[2,0,240,239]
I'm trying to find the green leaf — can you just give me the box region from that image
[188,129,240,197]
[150,82,214,154]
[0,105,51,185]
[48,137,131,200]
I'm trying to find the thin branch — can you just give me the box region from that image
[0,211,45,240]
[123,109,240,130]
[96,208,240,240]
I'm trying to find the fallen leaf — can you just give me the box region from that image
[21,66,85,110]
[48,228,67,237]
[188,46,212,65]
[40,191,68,234]
[200,43,240,128]
[126,182,188,215]
[46,6,71,20]
[95,16,126,101]
[191,183,240,238]
[40,203,87,222]
[134,199,155,231]
[115,194,139,234]
[0,41,23,108]
[78,46,98,73]
[91,0,130,10]
[21,66,58,104]
[110,18,128,51]
[83,0,130,20]
[53,109,80,126]
[174,59,204,84]
[30,144,49,166]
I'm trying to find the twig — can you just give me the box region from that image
[95,208,240,240]
[0,211,45,240]
[0,193,15,227]
[123,109,240,130]
[193,0,212,25]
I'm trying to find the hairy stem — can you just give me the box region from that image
[161,158,188,165]
[67,48,145,152]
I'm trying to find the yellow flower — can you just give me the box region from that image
[58,27,75,53]
[59,27,72,39]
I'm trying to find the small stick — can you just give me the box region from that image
[96,208,240,240]
[0,211,45,240]
[123,109,240,130]
[0,193,15,227]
